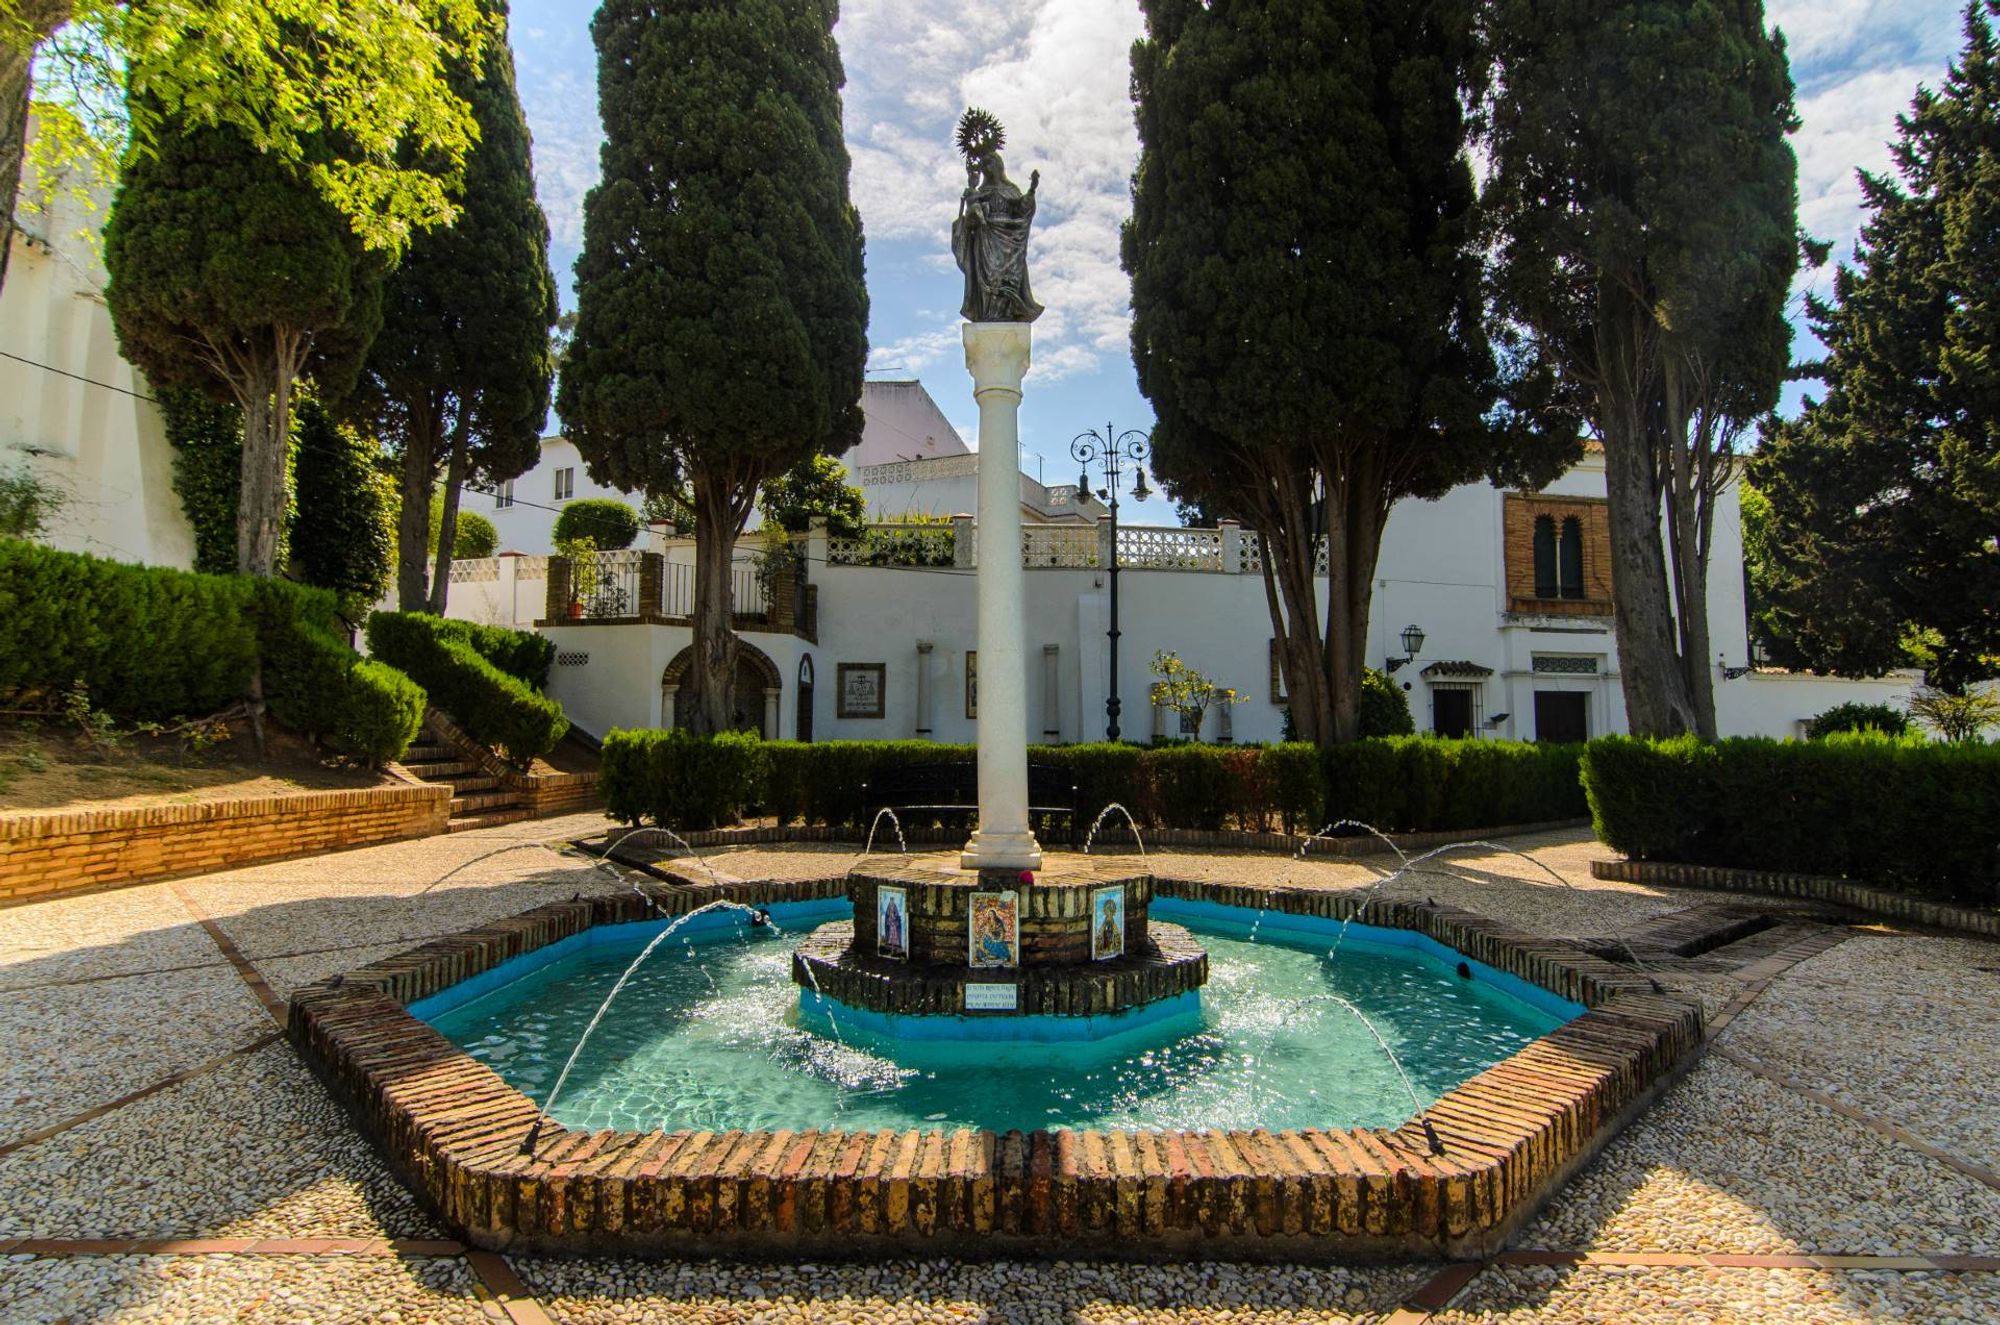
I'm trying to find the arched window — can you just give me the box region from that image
[1558,516,1585,599]
[1532,515,1558,599]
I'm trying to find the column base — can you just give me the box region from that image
[959,828,1044,873]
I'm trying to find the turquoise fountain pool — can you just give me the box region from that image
[414,897,1580,1136]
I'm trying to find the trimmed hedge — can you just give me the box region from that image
[0,541,420,762]
[365,611,566,764]
[436,619,554,690]
[1582,734,2000,905]
[0,538,258,719]
[1805,701,1910,739]
[250,581,424,764]
[600,733,1589,837]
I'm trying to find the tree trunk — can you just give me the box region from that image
[1322,459,1388,744]
[1594,288,1694,738]
[233,332,307,577]
[1255,471,1335,746]
[0,2,69,297]
[395,393,443,612]
[687,473,748,736]
[1663,360,1723,740]
[427,406,472,614]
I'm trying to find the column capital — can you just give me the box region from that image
[962,321,1032,396]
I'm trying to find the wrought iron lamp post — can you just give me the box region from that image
[1385,623,1427,673]
[1071,422,1153,741]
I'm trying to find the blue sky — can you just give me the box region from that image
[509,0,1971,524]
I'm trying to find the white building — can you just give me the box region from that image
[2,167,1918,745]
[1,184,197,568]
[444,440,1917,747]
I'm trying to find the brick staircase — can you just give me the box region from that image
[399,724,534,832]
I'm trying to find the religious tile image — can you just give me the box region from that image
[875,885,908,961]
[1091,885,1126,962]
[967,889,1018,969]
[964,650,978,719]
[837,662,886,719]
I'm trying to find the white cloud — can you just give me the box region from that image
[838,0,1145,382]
[1793,63,1931,261]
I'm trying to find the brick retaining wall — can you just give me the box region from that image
[1591,858,2000,940]
[0,783,452,907]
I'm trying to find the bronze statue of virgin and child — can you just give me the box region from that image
[951,107,1043,324]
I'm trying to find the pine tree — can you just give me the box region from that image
[560,0,867,734]
[1482,0,1800,737]
[104,120,382,577]
[1749,1,2000,690]
[1124,0,1578,744]
[358,0,557,614]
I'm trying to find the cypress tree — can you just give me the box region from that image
[290,397,394,610]
[104,120,382,578]
[359,0,557,614]
[1124,0,1577,744]
[1749,1,2000,690]
[1481,0,1800,738]
[560,0,867,734]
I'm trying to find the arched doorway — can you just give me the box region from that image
[796,654,815,742]
[661,641,782,737]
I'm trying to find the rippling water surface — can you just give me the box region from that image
[427,917,1567,1134]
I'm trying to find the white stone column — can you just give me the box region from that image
[960,322,1043,871]
[762,687,780,740]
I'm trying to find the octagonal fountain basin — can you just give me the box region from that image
[410,895,1581,1137]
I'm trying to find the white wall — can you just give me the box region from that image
[1,195,195,569]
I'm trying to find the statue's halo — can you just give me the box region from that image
[956,107,1006,162]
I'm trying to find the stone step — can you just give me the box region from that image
[404,744,457,763]
[404,760,478,779]
[446,807,537,832]
[449,791,524,816]
[443,774,502,793]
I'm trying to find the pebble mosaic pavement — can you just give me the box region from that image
[0,815,1993,1322]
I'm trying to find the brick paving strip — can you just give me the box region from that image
[169,882,288,1024]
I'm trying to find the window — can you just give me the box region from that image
[553,467,574,501]
[1431,685,1477,738]
[494,479,514,510]
[1532,654,1599,675]
[1533,513,1587,600]
[1558,516,1585,599]
[1533,516,1558,598]
[1534,691,1589,743]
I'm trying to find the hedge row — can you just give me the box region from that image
[1582,734,2000,905]
[0,541,419,763]
[600,733,1589,836]
[365,611,566,764]
[0,538,259,719]
[436,618,554,691]
[251,582,425,764]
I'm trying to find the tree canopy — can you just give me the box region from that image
[1482,0,1800,737]
[357,0,556,613]
[105,118,384,577]
[760,454,866,538]
[290,396,393,609]
[560,0,867,733]
[1125,0,1577,743]
[1748,1,2000,692]
[2,0,486,294]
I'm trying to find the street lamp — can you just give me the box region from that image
[1386,623,1426,673]
[1070,421,1153,741]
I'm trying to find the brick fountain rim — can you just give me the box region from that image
[286,872,1704,1261]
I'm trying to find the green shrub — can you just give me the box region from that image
[1581,734,2000,905]
[428,497,499,559]
[552,498,641,550]
[0,539,258,719]
[365,611,566,763]
[1360,667,1416,736]
[601,728,763,829]
[436,619,554,690]
[1805,701,1910,739]
[599,731,1585,838]
[0,542,420,761]
[251,581,423,764]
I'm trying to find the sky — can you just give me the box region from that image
[508,0,1974,525]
